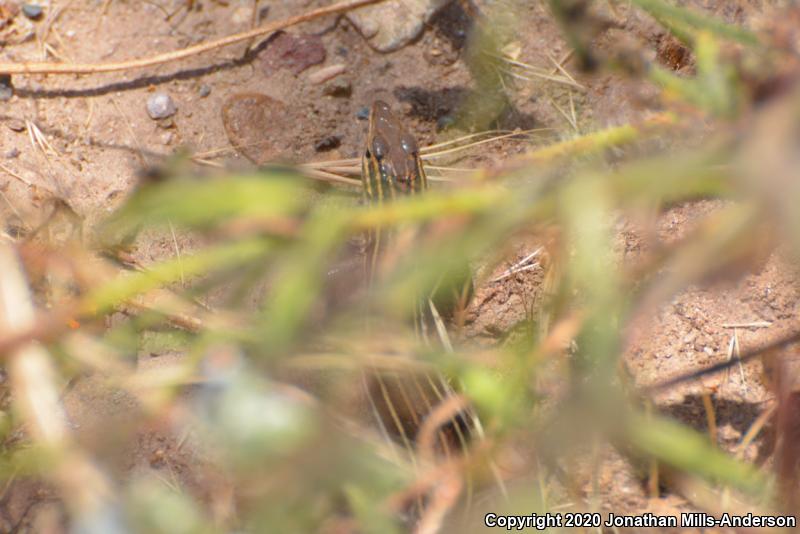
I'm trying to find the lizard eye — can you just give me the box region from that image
[372,135,389,160]
[400,134,418,156]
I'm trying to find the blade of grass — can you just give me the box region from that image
[627,412,768,495]
[83,238,273,315]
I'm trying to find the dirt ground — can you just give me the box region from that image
[0,0,795,531]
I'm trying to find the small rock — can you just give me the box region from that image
[0,75,12,101]
[436,115,455,131]
[356,107,370,120]
[231,6,251,25]
[5,148,19,159]
[322,78,352,98]
[423,37,460,66]
[6,118,24,132]
[146,92,177,120]
[257,31,326,76]
[308,63,346,85]
[157,117,175,129]
[21,3,42,20]
[0,2,20,23]
[198,84,211,98]
[314,135,341,152]
[161,132,174,145]
[378,61,392,74]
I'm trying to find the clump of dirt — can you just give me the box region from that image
[222,92,298,164]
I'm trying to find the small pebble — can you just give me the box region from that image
[0,75,12,102]
[436,115,455,131]
[231,6,251,25]
[146,92,177,120]
[157,117,175,129]
[161,132,174,145]
[6,119,25,132]
[22,3,43,20]
[314,135,341,152]
[323,78,351,98]
[5,148,19,159]
[356,107,370,120]
[198,84,211,98]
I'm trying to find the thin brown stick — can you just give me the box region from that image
[414,470,463,534]
[734,401,775,459]
[701,390,717,446]
[298,166,362,186]
[0,0,383,76]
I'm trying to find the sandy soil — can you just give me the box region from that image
[0,0,794,531]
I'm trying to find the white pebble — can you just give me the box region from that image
[147,92,177,120]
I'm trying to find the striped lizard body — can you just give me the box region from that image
[359,100,472,461]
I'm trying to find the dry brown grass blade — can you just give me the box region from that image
[301,128,548,186]
[734,401,775,459]
[298,166,362,186]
